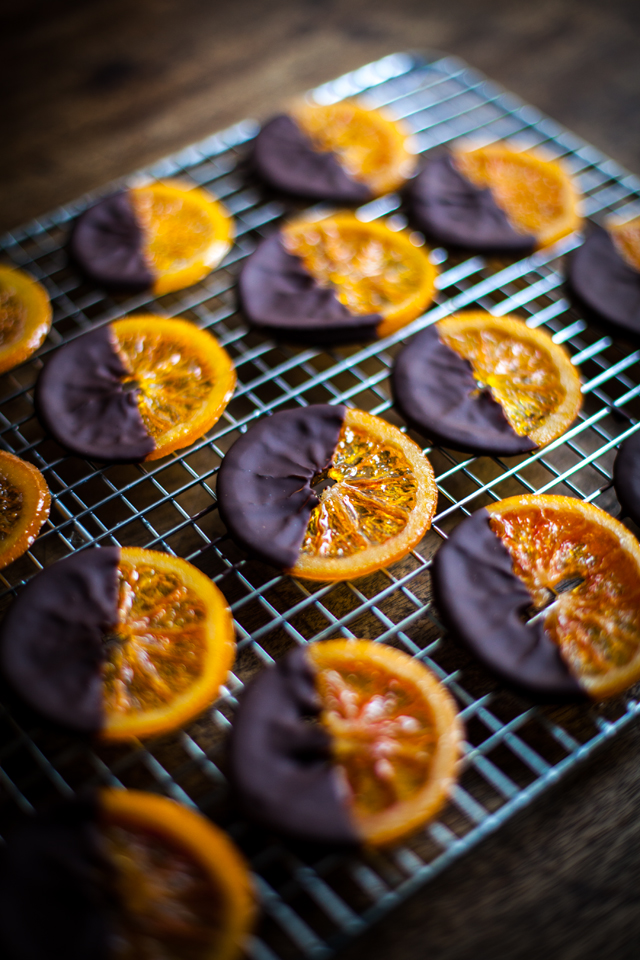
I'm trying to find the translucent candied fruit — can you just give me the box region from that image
[132,188,214,274]
[0,475,23,542]
[440,325,564,437]
[301,424,418,559]
[103,562,207,716]
[0,286,26,348]
[611,217,640,272]
[315,658,436,818]
[490,505,640,678]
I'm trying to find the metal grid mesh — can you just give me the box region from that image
[2,50,640,959]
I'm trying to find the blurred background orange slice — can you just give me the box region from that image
[309,640,462,846]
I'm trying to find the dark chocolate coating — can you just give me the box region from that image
[432,509,584,699]
[614,430,640,527]
[0,547,120,732]
[239,232,381,344]
[229,647,357,844]
[0,801,112,960]
[392,325,537,455]
[217,404,346,569]
[568,223,640,335]
[36,325,155,462]
[252,114,372,203]
[409,154,536,254]
[70,191,154,292]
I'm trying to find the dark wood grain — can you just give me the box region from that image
[2,2,640,958]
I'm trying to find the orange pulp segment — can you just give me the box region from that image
[308,640,461,846]
[112,315,236,461]
[437,311,582,446]
[101,789,254,960]
[0,265,52,375]
[609,215,640,272]
[487,494,640,699]
[130,181,233,296]
[454,143,581,248]
[0,450,50,570]
[283,213,437,339]
[102,547,235,740]
[292,100,416,197]
[291,408,438,581]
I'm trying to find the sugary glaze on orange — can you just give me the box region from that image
[0,285,26,349]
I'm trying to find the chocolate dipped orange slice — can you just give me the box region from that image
[433,494,640,700]
[36,315,235,462]
[240,212,437,344]
[393,311,581,455]
[217,405,438,580]
[0,547,235,738]
[253,100,415,203]
[71,180,233,294]
[230,640,461,847]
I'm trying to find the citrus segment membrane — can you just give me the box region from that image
[0,265,52,375]
[437,312,581,447]
[291,408,438,581]
[131,181,233,295]
[609,216,640,273]
[293,101,415,197]
[308,640,462,846]
[0,451,50,570]
[103,548,235,740]
[112,316,236,461]
[283,214,437,339]
[101,790,254,960]
[488,495,640,699]
[455,144,580,248]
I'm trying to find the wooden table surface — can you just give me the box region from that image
[3,1,640,958]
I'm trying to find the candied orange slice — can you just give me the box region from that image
[130,181,233,296]
[291,408,438,581]
[101,789,254,960]
[609,215,640,272]
[283,213,437,338]
[0,450,50,570]
[488,495,640,699]
[112,315,236,461]
[308,640,461,846]
[0,265,51,375]
[102,548,235,740]
[438,311,582,446]
[292,100,415,197]
[454,143,580,248]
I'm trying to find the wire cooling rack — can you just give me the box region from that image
[2,49,640,959]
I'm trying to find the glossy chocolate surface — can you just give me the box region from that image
[568,222,640,335]
[252,114,372,203]
[614,430,640,527]
[392,324,536,454]
[217,404,346,569]
[239,232,381,344]
[0,547,120,731]
[0,800,112,960]
[432,509,584,699]
[36,325,155,463]
[408,153,536,254]
[229,647,357,844]
[70,191,154,292]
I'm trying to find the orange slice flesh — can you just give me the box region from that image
[0,265,52,375]
[609,215,640,272]
[292,100,416,197]
[487,495,640,699]
[308,640,462,847]
[437,311,582,447]
[283,214,438,339]
[130,181,233,296]
[112,315,236,461]
[454,143,581,248]
[290,408,438,581]
[0,451,50,570]
[100,789,254,960]
[102,547,235,740]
